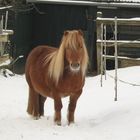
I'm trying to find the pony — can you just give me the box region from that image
[25,30,89,125]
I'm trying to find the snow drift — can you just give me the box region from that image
[0,66,140,140]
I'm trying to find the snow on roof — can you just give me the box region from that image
[26,0,140,8]
[91,0,140,2]
[122,0,140,2]
[27,0,140,3]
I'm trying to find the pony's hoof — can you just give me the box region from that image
[55,121,61,126]
[68,121,74,126]
[29,114,40,120]
[33,116,40,120]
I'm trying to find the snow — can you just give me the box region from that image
[121,0,140,2]
[0,59,11,67]
[0,66,140,140]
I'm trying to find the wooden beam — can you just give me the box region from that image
[97,40,140,48]
[0,33,9,42]
[0,54,9,64]
[3,30,14,35]
[96,17,140,26]
[96,12,102,74]
[103,55,140,60]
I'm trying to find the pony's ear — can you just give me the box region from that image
[64,31,69,36]
[78,29,84,36]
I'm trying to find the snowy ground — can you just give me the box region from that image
[0,66,140,140]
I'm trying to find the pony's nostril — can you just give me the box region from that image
[71,63,80,69]
[76,63,80,67]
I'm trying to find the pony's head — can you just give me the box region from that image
[62,30,88,73]
[47,30,89,85]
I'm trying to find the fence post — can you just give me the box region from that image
[100,23,104,87]
[114,17,118,101]
[96,12,102,74]
[0,15,4,56]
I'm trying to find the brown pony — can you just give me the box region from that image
[25,30,89,125]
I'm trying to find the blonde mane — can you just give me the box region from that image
[44,30,89,85]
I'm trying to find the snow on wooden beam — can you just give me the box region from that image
[97,17,140,26]
[0,6,12,10]
[102,54,140,61]
[97,40,140,48]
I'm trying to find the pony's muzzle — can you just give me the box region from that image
[70,62,80,72]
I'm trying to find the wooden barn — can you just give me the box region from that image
[7,0,140,74]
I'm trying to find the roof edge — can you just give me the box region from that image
[26,0,140,8]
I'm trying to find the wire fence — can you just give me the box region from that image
[97,16,140,101]
[106,72,140,86]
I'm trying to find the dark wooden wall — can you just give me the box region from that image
[10,4,140,74]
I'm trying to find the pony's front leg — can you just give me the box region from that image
[68,90,82,125]
[54,97,63,125]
